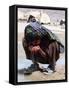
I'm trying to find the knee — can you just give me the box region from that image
[50,41,57,48]
[49,42,55,49]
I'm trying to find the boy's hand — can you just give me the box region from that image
[31,46,40,53]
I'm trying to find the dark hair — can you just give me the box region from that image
[26,32,40,43]
[27,15,36,22]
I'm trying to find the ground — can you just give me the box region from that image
[18,64,65,82]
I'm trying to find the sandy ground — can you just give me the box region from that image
[18,64,65,82]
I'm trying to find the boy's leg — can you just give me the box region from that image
[40,42,57,74]
[23,52,40,75]
[48,41,59,71]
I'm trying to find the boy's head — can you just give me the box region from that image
[32,38,40,46]
[26,32,41,45]
[27,15,36,22]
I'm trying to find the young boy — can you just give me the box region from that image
[22,15,64,75]
[23,31,60,74]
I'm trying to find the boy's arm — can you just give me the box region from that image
[28,45,47,58]
[28,45,33,52]
[39,48,46,58]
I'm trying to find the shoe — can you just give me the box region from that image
[23,63,40,75]
[48,65,56,72]
[40,67,54,75]
[22,68,32,75]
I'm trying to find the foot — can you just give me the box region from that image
[48,65,56,72]
[23,63,40,75]
[40,67,55,75]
